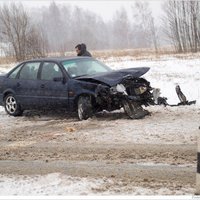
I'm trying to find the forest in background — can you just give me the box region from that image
[0,0,200,61]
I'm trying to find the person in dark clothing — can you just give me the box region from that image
[75,43,92,57]
[75,44,82,56]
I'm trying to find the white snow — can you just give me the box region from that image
[0,173,194,196]
[0,56,199,196]
[0,173,104,195]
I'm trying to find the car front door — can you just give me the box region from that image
[38,61,69,108]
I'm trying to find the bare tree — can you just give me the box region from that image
[25,25,48,59]
[42,2,64,54]
[112,7,130,49]
[149,16,158,53]
[162,0,200,53]
[131,1,159,51]
[0,3,46,61]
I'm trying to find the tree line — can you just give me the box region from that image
[163,1,200,53]
[0,1,199,61]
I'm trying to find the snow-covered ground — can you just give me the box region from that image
[0,173,194,196]
[0,55,199,196]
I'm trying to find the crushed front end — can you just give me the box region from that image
[95,74,154,119]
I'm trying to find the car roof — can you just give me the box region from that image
[23,56,94,63]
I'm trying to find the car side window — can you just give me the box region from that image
[19,62,40,80]
[62,60,79,77]
[41,62,63,81]
[8,64,23,79]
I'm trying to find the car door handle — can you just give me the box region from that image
[16,83,20,88]
[40,84,45,89]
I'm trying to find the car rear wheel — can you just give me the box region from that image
[4,94,23,116]
[77,96,93,120]
[123,99,149,119]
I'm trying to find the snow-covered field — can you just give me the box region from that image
[0,55,199,197]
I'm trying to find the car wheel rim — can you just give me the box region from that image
[6,96,17,114]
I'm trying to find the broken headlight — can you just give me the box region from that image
[134,86,147,95]
[110,84,128,95]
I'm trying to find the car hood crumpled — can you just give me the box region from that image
[76,67,150,86]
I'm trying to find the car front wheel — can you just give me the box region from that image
[4,94,23,116]
[77,96,93,120]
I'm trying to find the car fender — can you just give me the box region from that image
[74,89,96,106]
[0,89,17,106]
[67,79,97,110]
[3,88,16,99]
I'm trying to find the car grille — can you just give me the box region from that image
[126,86,137,96]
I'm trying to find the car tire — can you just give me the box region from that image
[123,99,149,119]
[4,94,23,116]
[77,96,93,120]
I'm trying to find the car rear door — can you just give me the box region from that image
[37,61,69,108]
[15,61,41,107]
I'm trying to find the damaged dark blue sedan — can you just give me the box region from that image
[0,57,154,120]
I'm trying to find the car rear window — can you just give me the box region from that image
[8,65,22,79]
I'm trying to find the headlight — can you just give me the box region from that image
[135,86,147,95]
[110,84,127,95]
[116,84,126,93]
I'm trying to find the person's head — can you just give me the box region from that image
[81,43,87,51]
[75,44,81,55]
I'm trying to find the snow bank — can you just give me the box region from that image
[0,173,103,195]
[0,173,194,195]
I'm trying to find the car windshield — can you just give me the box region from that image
[61,58,112,78]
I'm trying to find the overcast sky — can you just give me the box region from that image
[0,0,163,21]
